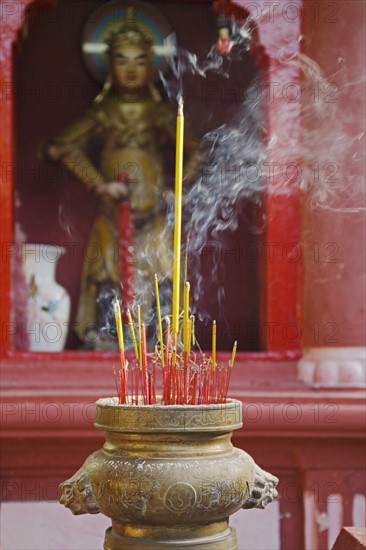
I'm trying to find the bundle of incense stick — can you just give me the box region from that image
[113,98,236,405]
[112,277,237,406]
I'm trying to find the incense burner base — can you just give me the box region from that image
[104,522,238,549]
[60,399,278,550]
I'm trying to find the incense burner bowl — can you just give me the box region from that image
[59,398,278,550]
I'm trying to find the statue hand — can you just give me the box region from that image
[95,182,129,201]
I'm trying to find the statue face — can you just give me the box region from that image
[110,43,150,91]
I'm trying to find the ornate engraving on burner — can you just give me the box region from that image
[94,399,242,432]
[164,482,197,513]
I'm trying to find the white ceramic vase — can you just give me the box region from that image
[22,244,71,352]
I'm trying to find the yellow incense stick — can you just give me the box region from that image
[113,300,124,354]
[183,281,190,354]
[187,317,192,356]
[211,320,217,372]
[191,314,195,346]
[154,274,164,367]
[137,305,142,370]
[230,340,237,367]
[172,96,184,337]
[126,309,139,360]
[164,315,170,365]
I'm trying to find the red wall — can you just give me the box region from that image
[302,0,365,347]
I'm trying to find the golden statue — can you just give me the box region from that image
[45,14,199,347]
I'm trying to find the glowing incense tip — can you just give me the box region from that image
[126,308,139,360]
[190,314,195,346]
[230,341,237,367]
[164,315,171,328]
[178,95,184,116]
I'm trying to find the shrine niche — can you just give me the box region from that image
[12,0,265,353]
[2,0,302,360]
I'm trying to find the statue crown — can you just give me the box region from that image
[106,7,153,54]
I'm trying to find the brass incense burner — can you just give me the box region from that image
[60,398,278,549]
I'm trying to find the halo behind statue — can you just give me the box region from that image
[82,0,174,83]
